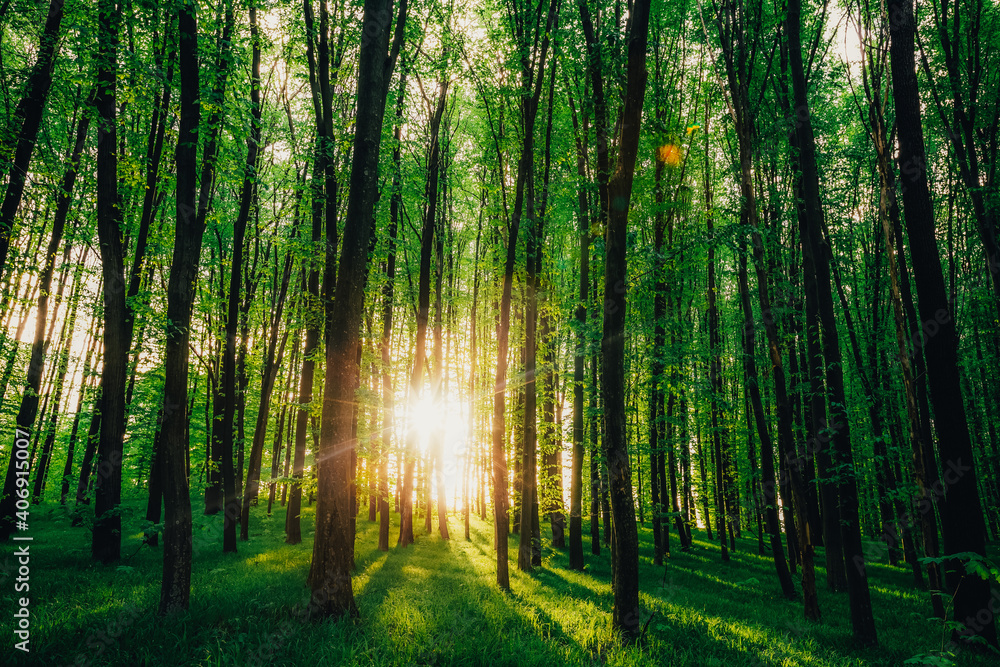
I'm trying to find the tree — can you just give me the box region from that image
[784,0,877,644]
[308,0,407,617]
[159,0,201,614]
[887,0,998,648]
[599,0,652,636]
[0,0,65,285]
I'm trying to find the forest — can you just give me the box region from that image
[0,0,999,662]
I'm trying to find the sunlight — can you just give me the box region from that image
[405,392,470,500]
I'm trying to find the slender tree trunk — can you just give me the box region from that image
[590,345,601,556]
[705,107,728,564]
[0,0,65,283]
[400,73,445,548]
[465,193,483,542]
[202,5,237,519]
[378,65,406,551]
[518,149,541,572]
[431,103,450,541]
[649,155,667,566]
[32,254,84,503]
[216,6,261,552]
[566,80,589,571]
[737,234,796,599]
[62,332,98,505]
[237,8,280,543]
[0,98,88,538]
[491,0,556,587]
[785,0,876,643]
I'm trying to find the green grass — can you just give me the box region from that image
[2,499,996,666]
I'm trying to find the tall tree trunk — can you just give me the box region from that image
[465,190,483,542]
[159,0,200,614]
[400,70,445,548]
[432,100,450,541]
[307,0,406,617]
[285,267,314,544]
[887,0,997,648]
[518,142,541,572]
[711,1,798,593]
[567,78,589,572]
[590,345,601,555]
[379,62,406,551]
[236,6,275,544]
[32,253,85,503]
[737,234,796,600]
[857,13,945,608]
[62,331,98,505]
[705,107,728,564]
[599,0,651,636]
[218,5,262,553]
[785,0,877,644]
[491,0,557,588]
[649,154,667,567]
[202,5,237,518]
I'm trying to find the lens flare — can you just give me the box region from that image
[657,144,681,166]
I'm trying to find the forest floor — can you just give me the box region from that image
[3,499,997,666]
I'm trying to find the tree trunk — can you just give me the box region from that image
[518,143,541,572]
[785,0,876,644]
[737,233,797,600]
[216,5,262,552]
[379,63,406,551]
[431,94,450,541]
[887,0,997,648]
[599,0,651,636]
[0,0,65,283]
[33,254,84,503]
[566,77,589,571]
[308,0,406,617]
[705,107,728,564]
[465,192,483,542]
[62,332,98,505]
[159,0,200,614]
[236,7,278,544]
[0,97,87,538]
[202,5,237,520]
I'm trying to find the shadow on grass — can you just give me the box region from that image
[6,503,998,666]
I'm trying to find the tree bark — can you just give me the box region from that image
[600,0,651,636]
[0,0,65,283]
[887,0,997,648]
[785,0,877,644]
[308,0,407,617]
[159,0,200,614]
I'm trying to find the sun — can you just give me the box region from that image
[404,393,471,499]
